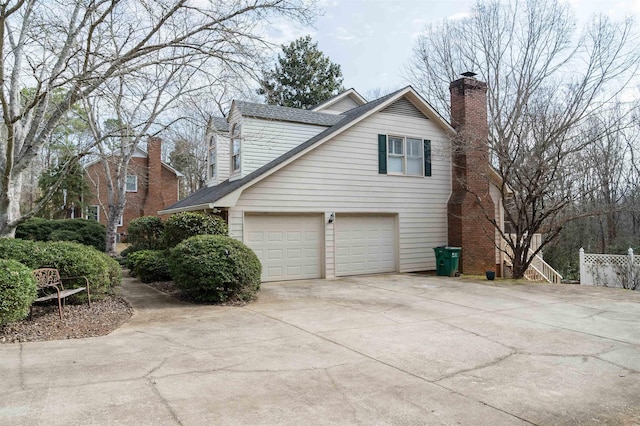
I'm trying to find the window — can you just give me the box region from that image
[117,215,123,227]
[208,135,217,180]
[86,205,99,222]
[125,175,137,192]
[406,138,423,176]
[388,136,404,173]
[378,134,431,177]
[387,135,423,176]
[231,124,241,173]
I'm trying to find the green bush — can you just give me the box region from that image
[49,229,83,243]
[168,235,261,303]
[0,259,37,324]
[127,216,165,250]
[163,212,228,248]
[125,250,146,275]
[0,239,120,301]
[16,218,106,251]
[129,250,172,283]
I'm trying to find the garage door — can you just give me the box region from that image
[335,215,397,276]
[245,214,323,282]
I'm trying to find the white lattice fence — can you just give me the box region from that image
[579,248,640,290]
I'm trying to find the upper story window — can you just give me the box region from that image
[378,134,431,177]
[208,135,217,180]
[231,124,241,173]
[125,175,138,192]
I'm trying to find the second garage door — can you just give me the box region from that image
[245,214,323,282]
[335,215,397,276]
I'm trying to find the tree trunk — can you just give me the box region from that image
[105,204,124,257]
[0,175,23,238]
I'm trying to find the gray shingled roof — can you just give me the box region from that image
[162,88,407,212]
[234,101,343,127]
[310,88,366,111]
[211,116,229,132]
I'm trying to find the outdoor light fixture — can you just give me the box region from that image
[328,212,335,224]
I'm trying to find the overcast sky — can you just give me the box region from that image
[267,0,640,99]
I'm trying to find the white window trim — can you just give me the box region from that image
[117,215,123,227]
[231,124,241,174]
[86,205,99,222]
[125,175,138,192]
[387,135,424,177]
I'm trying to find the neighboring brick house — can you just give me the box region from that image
[84,137,183,237]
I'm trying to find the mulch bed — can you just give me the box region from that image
[0,296,133,344]
[2,279,252,344]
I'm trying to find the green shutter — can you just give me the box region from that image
[378,134,387,174]
[424,139,432,177]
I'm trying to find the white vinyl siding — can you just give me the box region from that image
[320,96,361,114]
[490,182,505,266]
[240,118,328,178]
[206,131,230,187]
[229,106,451,274]
[208,135,217,181]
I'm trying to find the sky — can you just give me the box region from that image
[266,0,640,99]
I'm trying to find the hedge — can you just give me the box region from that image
[128,250,172,283]
[163,212,228,248]
[0,239,121,301]
[168,235,261,303]
[16,218,106,251]
[0,259,37,324]
[127,216,165,250]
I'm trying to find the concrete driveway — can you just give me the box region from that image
[2,274,640,425]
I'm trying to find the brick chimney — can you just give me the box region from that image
[144,137,164,217]
[447,73,496,274]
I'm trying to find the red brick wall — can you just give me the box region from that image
[85,138,180,235]
[447,76,496,274]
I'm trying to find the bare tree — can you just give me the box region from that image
[0,0,315,238]
[407,0,640,278]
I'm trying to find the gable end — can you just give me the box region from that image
[381,98,428,120]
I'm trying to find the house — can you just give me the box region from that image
[160,75,506,281]
[84,137,183,236]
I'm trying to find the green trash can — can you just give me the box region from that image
[433,246,462,277]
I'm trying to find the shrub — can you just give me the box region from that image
[49,229,83,243]
[129,250,172,283]
[127,216,165,250]
[0,239,120,301]
[0,237,39,261]
[16,218,106,251]
[0,259,37,324]
[119,246,142,269]
[163,212,228,248]
[168,235,261,303]
[125,250,146,275]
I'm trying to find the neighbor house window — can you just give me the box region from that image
[231,124,241,173]
[208,135,217,180]
[118,215,123,227]
[378,134,431,177]
[86,205,99,221]
[125,175,137,192]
